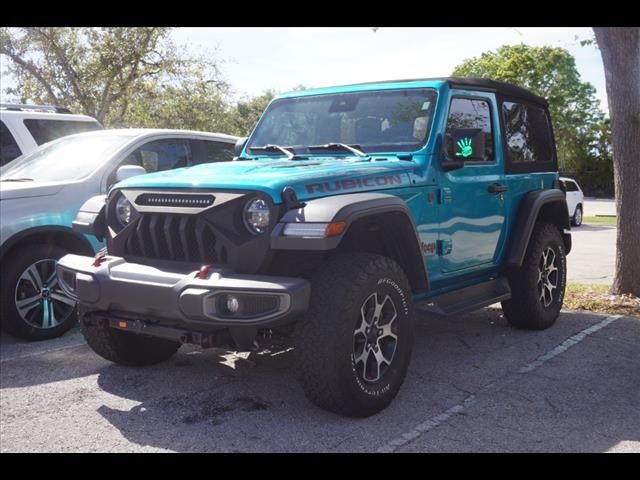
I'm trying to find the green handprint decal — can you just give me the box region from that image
[456,137,473,158]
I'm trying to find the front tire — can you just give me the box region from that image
[0,244,79,340]
[502,223,567,330]
[81,317,180,366]
[296,253,414,417]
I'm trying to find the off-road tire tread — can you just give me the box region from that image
[502,222,566,330]
[295,253,413,416]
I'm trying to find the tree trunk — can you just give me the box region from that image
[593,27,640,296]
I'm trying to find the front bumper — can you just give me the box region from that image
[56,254,310,329]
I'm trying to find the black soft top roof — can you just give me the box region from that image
[350,77,549,107]
[444,77,548,106]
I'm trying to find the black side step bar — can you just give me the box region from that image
[416,277,511,317]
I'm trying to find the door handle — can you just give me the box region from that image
[488,183,508,194]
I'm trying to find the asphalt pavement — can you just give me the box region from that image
[582,197,616,217]
[1,308,638,452]
[567,198,616,285]
[567,224,616,284]
[1,197,633,453]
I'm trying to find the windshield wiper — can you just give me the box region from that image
[0,178,35,182]
[308,143,367,157]
[250,144,302,160]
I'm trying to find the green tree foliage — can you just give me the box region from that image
[0,27,227,127]
[451,44,612,195]
[116,76,233,133]
[0,28,303,138]
[227,90,277,137]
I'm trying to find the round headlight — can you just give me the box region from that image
[115,195,133,227]
[244,198,270,234]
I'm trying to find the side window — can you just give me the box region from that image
[129,138,191,173]
[190,139,235,165]
[22,119,102,145]
[0,121,22,165]
[565,181,578,192]
[502,101,555,172]
[445,97,494,162]
[107,138,192,188]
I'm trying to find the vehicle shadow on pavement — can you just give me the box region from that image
[94,343,323,452]
[90,309,640,452]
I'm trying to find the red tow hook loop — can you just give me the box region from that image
[92,250,108,267]
[197,264,214,279]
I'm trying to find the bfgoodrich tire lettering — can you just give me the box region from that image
[502,222,567,330]
[295,253,414,417]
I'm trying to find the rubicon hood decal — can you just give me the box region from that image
[305,174,404,194]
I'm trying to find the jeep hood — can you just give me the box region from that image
[114,157,415,203]
[0,181,66,201]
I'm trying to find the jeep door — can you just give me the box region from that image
[438,93,508,274]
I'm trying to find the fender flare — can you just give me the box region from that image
[271,192,429,293]
[71,194,107,241]
[505,188,572,267]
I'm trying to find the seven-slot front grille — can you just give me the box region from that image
[135,193,215,208]
[124,214,228,264]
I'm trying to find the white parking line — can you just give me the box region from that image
[376,314,623,453]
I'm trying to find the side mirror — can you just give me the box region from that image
[440,132,465,172]
[116,165,146,183]
[234,137,248,156]
[441,128,485,172]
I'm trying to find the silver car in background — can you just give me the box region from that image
[0,129,239,340]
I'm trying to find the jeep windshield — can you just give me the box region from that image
[0,132,132,182]
[247,88,437,155]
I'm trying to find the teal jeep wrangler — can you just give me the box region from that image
[58,77,571,416]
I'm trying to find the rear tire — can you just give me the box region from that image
[572,204,583,226]
[502,223,567,330]
[81,317,180,366]
[296,253,414,417]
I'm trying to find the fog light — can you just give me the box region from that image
[226,295,240,314]
[205,292,287,321]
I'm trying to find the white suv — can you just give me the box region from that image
[560,177,585,226]
[0,103,102,166]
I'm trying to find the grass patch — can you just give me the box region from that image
[583,216,616,225]
[565,282,640,316]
